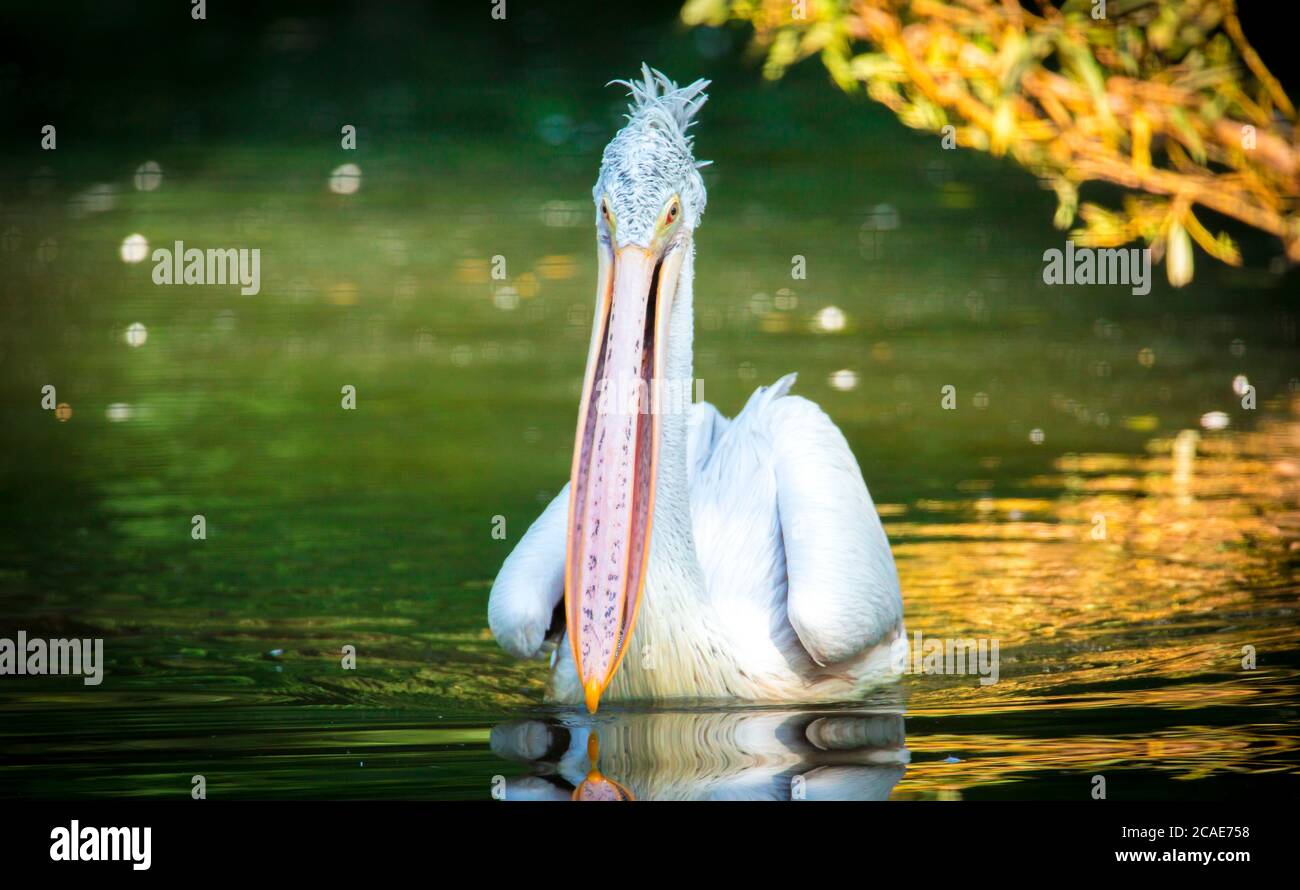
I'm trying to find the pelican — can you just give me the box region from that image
[489,66,904,712]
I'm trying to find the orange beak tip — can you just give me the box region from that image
[584,679,603,714]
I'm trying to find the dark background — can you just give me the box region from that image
[1,1,1294,150]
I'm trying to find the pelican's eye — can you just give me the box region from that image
[658,197,682,236]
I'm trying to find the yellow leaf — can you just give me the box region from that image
[1131,111,1151,174]
[991,100,1015,157]
[1166,222,1194,287]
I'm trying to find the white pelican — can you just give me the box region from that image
[489,66,903,712]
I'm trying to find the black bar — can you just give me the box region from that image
[1,802,1279,876]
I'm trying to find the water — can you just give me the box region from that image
[1,33,1298,801]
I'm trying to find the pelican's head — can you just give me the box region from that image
[565,66,710,713]
[592,66,710,248]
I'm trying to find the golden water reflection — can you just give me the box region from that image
[886,409,1300,798]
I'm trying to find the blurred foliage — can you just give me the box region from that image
[681,0,1299,285]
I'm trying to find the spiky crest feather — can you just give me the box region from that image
[594,64,711,244]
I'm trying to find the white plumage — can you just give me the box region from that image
[488,66,904,707]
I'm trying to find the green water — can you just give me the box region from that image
[2,24,1298,799]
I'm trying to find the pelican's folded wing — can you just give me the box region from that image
[768,393,901,665]
[488,483,569,658]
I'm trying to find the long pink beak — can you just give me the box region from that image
[564,244,672,713]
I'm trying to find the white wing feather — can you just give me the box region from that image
[487,483,568,658]
[768,389,901,665]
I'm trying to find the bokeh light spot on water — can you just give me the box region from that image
[829,369,858,391]
[1201,411,1231,431]
[514,272,539,299]
[124,322,148,347]
[68,183,117,218]
[493,286,519,311]
[134,161,163,191]
[541,200,585,228]
[105,403,133,422]
[812,305,846,333]
[535,255,576,280]
[120,233,149,263]
[329,163,362,195]
[329,282,359,306]
[1124,415,1159,432]
[536,113,573,147]
[863,202,900,231]
[456,258,490,284]
[942,180,978,209]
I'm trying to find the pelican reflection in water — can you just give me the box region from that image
[491,709,908,801]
